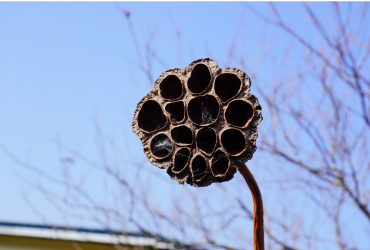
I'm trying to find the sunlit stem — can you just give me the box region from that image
[238,163,264,250]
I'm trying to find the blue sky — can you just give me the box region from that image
[0,1,273,224]
[0,2,368,249]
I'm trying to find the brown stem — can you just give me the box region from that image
[238,162,264,250]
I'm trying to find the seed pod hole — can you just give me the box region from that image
[187,64,211,94]
[188,95,219,125]
[196,127,217,156]
[168,164,190,182]
[215,73,242,103]
[138,100,167,133]
[211,150,229,177]
[165,101,185,124]
[150,133,173,159]
[160,75,183,100]
[173,148,191,173]
[225,100,254,128]
[171,125,193,145]
[191,154,208,181]
[220,129,246,156]
[214,165,237,183]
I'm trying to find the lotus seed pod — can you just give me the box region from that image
[132,58,262,187]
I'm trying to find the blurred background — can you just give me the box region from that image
[0,2,369,250]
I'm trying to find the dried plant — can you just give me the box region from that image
[4,3,369,250]
[132,57,264,249]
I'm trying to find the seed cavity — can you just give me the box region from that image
[196,127,217,156]
[211,149,229,177]
[138,100,167,133]
[171,125,193,145]
[215,73,242,103]
[220,129,246,156]
[187,64,211,94]
[165,101,185,124]
[225,100,254,128]
[191,154,208,181]
[160,75,183,100]
[150,133,172,159]
[173,148,191,173]
[188,95,219,125]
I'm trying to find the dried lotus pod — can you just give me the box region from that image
[132,58,264,249]
[132,58,262,187]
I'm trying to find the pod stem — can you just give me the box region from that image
[238,163,264,250]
